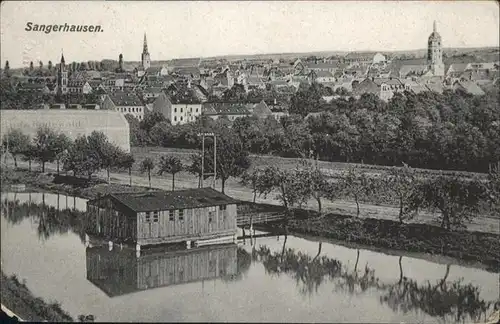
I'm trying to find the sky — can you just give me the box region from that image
[0,1,499,68]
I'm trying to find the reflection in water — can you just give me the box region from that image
[1,193,87,243]
[379,257,496,323]
[253,238,499,323]
[86,244,243,297]
[1,192,499,323]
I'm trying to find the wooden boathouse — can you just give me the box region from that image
[86,244,238,297]
[85,188,239,247]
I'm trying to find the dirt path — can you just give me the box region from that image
[8,160,500,235]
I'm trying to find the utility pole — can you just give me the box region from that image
[197,132,217,189]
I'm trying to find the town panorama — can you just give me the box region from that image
[0,5,499,324]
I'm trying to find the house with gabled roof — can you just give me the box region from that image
[152,87,203,125]
[101,91,145,120]
[452,80,485,96]
[67,80,92,94]
[86,188,239,247]
[245,100,273,119]
[353,77,406,101]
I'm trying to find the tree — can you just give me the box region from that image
[83,131,126,183]
[140,157,155,188]
[117,153,135,186]
[158,156,183,191]
[290,82,324,116]
[29,61,34,73]
[240,168,264,203]
[3,60,10,77]
[63,135,101,180]
[2,129,30,168]
[199,130,251,194]
[255,166,307,215]
[32,126,60,172]
[39,61,43,70]
[407,176,484,230]
[385,163,418,223]
[140,111,167,133]
[21,144,37,172]
[339,167,375,217]
[48,61,53,71]
[295,161,336,213]
[53,133,72,175]
[484,165,500,214]
[223,84,247,102]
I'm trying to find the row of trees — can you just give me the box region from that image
[241,162,499,230]
[2,59,123,78]
[2,128,135,183]
[128,83,499,173]
[3,126,498,230]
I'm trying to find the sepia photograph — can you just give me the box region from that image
[0,0,499,322]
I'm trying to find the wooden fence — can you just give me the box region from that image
[237,211,285,227]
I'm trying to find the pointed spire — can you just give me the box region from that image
[60,49,65,64]
[433,20,437,33]
[143,33,148,54]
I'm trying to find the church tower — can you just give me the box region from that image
[57,52,68,94]
[141,33,151,70]
[427,21,444,77]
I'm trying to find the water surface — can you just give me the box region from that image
[1,192,498,323]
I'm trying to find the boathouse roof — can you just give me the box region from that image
[88,188,240,212]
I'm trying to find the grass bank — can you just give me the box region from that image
[0,271,73,322]
[1,168,156,200]
[2,168,499,272]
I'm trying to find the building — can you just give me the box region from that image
[0,109,130,152]
[152,89,203,125]
[344,52,378,66]
[16,82,50,93]
[85,188,239,247]
[452,80,486,96]
[101,92,145,120]
[57,53,68,94]
[67,80,93,94]
[142,86,164,100]
[141,33,151,71]
[86,243,238,297]
[427,21,445,77]
[245,100,273,119]
[353,77,406,101]
[202,102,252,121]
[312,70,336,83]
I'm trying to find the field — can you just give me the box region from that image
[131,146,489,179]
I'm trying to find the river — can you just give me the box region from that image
[1,192,498,323]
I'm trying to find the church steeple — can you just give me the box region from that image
[58,50,68,95]
[141,33,151,70]
[143,33,148,54]
[427,21,444,77]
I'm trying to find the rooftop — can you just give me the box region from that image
[202,102,252,115]
[90,188,239,212]
[109,92,143,106]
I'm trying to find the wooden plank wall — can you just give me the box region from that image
[137,204,237,240]
[86,198,137,241]
[86,247,139,296]
[136,245,238,290]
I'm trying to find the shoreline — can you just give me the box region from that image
[0,271,74,322]
[2,169,499,273]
